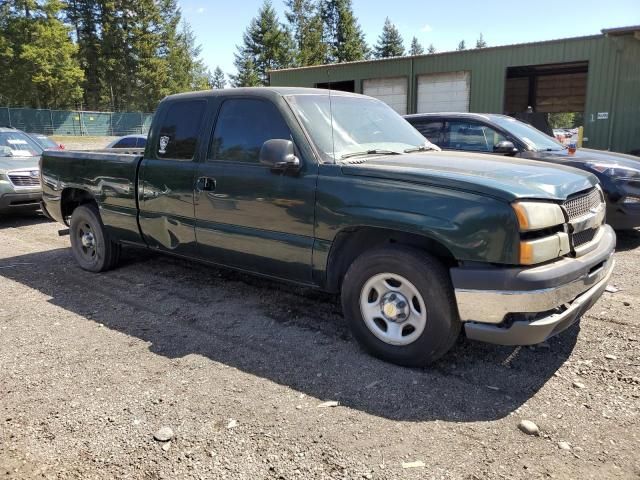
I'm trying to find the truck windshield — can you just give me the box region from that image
[286,94,434,162]
[492,116,566,152]
[0,132,43,157]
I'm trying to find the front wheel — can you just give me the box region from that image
[341,246,460,367]
[69,204,120,272]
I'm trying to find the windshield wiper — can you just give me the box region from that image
[340,149,403,159]
[404,145,438,153]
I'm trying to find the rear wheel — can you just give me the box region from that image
[69,204,120,272]
[341,245,460,367]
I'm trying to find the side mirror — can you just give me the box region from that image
[494,140,518,155]
[259,139,300,171]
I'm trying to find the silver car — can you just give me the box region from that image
[0,127,42,214]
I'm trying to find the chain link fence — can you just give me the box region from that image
[0,107,154,136]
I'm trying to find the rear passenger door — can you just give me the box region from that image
[193,97,317,283]
[138,99,208,256]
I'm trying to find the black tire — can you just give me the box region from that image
[69,203,121,272]
[341,245,460,367]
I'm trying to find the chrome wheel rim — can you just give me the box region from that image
[359,273,427,346]
[78,223,96,259]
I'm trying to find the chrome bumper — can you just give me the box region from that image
[451,224,616,346]
[464,261,613,345]
[455,254,614,324]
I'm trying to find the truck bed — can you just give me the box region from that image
[40,150,144,244]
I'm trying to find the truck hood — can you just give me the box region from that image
[340,151,597,202]
[0,156,40,172]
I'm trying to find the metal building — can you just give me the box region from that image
[270,26,640,154]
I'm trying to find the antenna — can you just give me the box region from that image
[327,67,336,162]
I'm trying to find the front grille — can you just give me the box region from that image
[572,227,598,248]
[8,172,40,188]
[563,187,602,220]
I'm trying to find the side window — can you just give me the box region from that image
[208,98,291,163]
[115,137,136,148]
[445,121,508,152]
[411,120,444,145]
[157,100,206,160]
[136,137,147,148]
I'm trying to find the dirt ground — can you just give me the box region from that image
[0,213,638,480]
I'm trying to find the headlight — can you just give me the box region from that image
[512,201,569,265]
[586,163,640,179]
[512,201,565,231]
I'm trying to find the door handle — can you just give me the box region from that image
[196,176,216,192]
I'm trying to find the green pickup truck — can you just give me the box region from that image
[41,88,615,366]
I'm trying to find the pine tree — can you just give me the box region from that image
[0,0,84,109]
[320,0,368,63]
[212,66,226,89]
[234,1,294,85]
[373,17,404,58]
[285,0,326,66]
[65,0,101,108]
[408,36,424,56]
[427,43,436,54]
[230,51,261,87]
[456,40,466,51]
[475,33,487,48]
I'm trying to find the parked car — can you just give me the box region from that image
[27,133,64,150]
[41,88,615,366]
[0,127,43,214]
[405,112,640,230]
[106,134,147,149]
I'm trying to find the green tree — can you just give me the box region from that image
[320,0,368,63]
[427,43,436,54]
[456,40,466,51]
[548,112,576,129]
[0,0,84,109]
[230,51,261,87]
[475,33,487,48]
[233,1,294,85]
[211,66,226,89]
[373,17,404,58]
[65,0,101,108]
[285,0,326,66]
[409,36,424,56]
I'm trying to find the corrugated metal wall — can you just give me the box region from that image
[270,34,640,154]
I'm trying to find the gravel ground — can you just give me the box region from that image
[0,213,638,480]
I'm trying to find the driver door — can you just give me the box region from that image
[193,97,317,283]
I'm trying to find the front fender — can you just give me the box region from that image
[315,172,520,265]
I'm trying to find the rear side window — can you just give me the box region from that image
[208,98,291,163]
[157,100,206,160]
[114,137,137,148]
[411,120,444,145]
[136,137,147,148]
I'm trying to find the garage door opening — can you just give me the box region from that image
[504,61,588,140]
[314,80,355,92]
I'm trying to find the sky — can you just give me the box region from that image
[179,0,640,78]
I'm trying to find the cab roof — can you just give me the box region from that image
[163,87,365,103]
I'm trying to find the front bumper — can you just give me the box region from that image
[451,225,616,345]
[0,191,42,213]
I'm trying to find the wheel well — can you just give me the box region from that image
[325,227,457,293]
[60,188,97,224]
